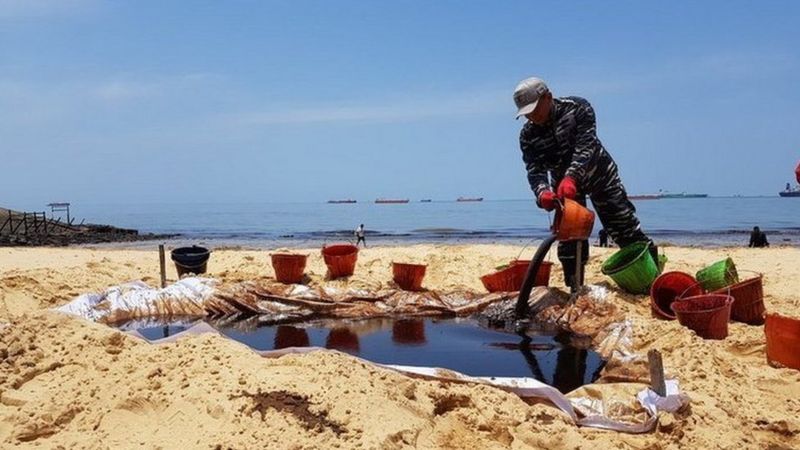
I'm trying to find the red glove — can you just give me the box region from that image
[538,190,557,211]
[557,176,578,199]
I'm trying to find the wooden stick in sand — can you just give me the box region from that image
[648,349,667,396]
[159,244,167,288]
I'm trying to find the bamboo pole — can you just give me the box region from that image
[159,245,167,288]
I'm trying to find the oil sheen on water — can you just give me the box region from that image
[127,317,605,394]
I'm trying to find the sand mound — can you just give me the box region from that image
[0,311,586,449]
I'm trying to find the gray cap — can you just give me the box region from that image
[513,77,549,119]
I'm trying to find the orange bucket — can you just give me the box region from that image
[270,253,308,284]
[552,198,595,241]
[765,314,800,370]
[392,262,427,291]
[321,244,358,279]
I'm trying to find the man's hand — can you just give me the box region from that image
[538,190,557,211]
[557,176,578,199]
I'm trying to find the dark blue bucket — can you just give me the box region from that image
[171,246,211,276]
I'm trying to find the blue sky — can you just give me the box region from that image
[2,0,799,208]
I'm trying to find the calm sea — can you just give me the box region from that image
[72,197,800,248]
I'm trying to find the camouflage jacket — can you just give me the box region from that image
[519,96,616,202]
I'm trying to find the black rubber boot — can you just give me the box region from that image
[558,240,589,292]
[561,259,586,293]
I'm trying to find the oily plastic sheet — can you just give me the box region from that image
[596,319,636,361]
[54,278,518,324]
[57,279,653,384]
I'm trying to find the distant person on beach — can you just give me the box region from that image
[355,224,366,247]
[749,226,769,248]
[514,77,657,289]
[598,228,609,247]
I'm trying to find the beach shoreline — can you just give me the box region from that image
[35,196,800,250]
[1,244,799,448]
[75,234,800,252]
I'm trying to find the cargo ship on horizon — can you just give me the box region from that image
[629,193,662,200]
[456,197,484,202]
[375,198,410,204]
[661,192,708,199]
[630,190,708,200]
[327,199,357,204]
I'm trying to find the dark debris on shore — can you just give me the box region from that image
[0,223,177,247]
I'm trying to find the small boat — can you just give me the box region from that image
[327,199,357,204]
[420,199,432,203]
[780,182,800,197]
[375,199,409,204]
[456,197,483,202]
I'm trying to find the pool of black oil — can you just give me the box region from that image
[126,317,605,394]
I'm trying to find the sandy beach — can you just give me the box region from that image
[1,244,799,449]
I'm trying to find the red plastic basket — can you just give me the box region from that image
[271,253,308,284]
[321,244,358,279]
[650,271,703,320]
[480,267,516,292]
[392,263,427,291]
[765,313,800,370]
[713,275,764,325]
[671,294,733,340]
[510,260,553,288]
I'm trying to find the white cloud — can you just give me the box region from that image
[91,72,225,102]
[92,80,159,101]
[229,90,508,126]
[0,72,226,129]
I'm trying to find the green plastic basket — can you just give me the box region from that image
[696,258,738,292]
[601,242,659,294]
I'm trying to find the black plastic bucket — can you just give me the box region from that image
[171,246,211,276]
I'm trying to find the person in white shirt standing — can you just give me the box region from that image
[355,224,366,247]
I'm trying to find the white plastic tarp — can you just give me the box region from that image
[54,278,217,322]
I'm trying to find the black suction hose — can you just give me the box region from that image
[515,234,558,318]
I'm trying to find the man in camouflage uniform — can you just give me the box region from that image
[514,77,657,289]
